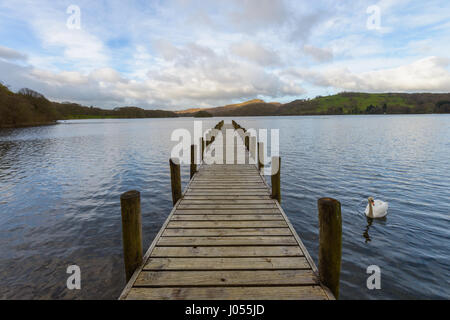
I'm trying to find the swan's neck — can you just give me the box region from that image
[368,201,374,218]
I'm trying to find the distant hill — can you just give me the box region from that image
[177,93,450,117]
[193,110,213,117]
[2,83,449,128]
[176,107,205,114]
[177,99,281,117]
[278,92,450,115]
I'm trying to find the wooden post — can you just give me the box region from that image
[169,158,181,205]
[318,197,342,299]
[271,156,281,203]
[250,136,256,159]
[120,190,143,282]
[201,137,204,161]
[258,142,264,172]
[190,144,197,179]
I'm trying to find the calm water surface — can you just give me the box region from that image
[0,115,449,299]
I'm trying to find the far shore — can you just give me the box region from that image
[3,113,450,129]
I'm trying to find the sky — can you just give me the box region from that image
[0,0,449,110]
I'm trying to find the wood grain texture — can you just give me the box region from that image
[151,246,304,257]
[135,270,318,286]
[144,257,310,270]
[157,236,298,246]
[126,286,327,300]
[171,214,284,221]
[162,228,292,237]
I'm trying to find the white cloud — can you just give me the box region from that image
[30,69,88,86]
[230,41,281,66]
[229,0,288,31]
[0,46,27,61]
[90,68,124,83]
[34,21,108,69]
[0,0,449,109]
[303,45,333,63]
[289,56,450,92]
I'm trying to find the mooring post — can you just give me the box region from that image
[201,137,205,161]
[250,136,256,159]
[190,144,197,179]
[120,190,143,282]
[271,156,281,203]
[318,197,342,299]
[169,158,181,205]
[258,142,264,172]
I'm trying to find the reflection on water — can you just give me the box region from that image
[363,217,387,244]
[363,218,373,243]
[0,115,449,299]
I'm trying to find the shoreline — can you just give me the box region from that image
[0,121,58,129]
[1,113,449,129]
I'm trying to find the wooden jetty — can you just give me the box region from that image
[119,120,341,300]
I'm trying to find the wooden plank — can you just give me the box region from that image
[194,176,260,179]
[135,270,318,287]
[177,204,277,209]
[187,189,269,193]
[188,186,268,189]
[175,209,280,214]
[171,214,283,221]
[157,236,298,246]
[151,246,304,257]
[183,196,270,200]
[162,228,292,237]
[194,178,263,181]
[126,286,327,300]
[180,200,275,204]
[144,257,310,270]
[186,192,270,196]
[194,176,262,179]
[167,221,287,228]
[194,172,258,175]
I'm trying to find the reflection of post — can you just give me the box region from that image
[201,137,204,162]
[120,190,143,282]
[318,197,342,299]
[271,156,281,203]
[363,217,373,243]
[190,144,197,179]
[169,158,181,205]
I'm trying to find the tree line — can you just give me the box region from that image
[0,84,178,127]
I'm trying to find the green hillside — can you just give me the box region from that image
[279,92,450,115]
[2,83,450,128]
[178,92,450,117]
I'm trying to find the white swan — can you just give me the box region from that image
[365,197,388,218]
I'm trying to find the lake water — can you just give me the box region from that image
[0,115,449,299]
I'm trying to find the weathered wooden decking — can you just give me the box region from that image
[119,123,333,300]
